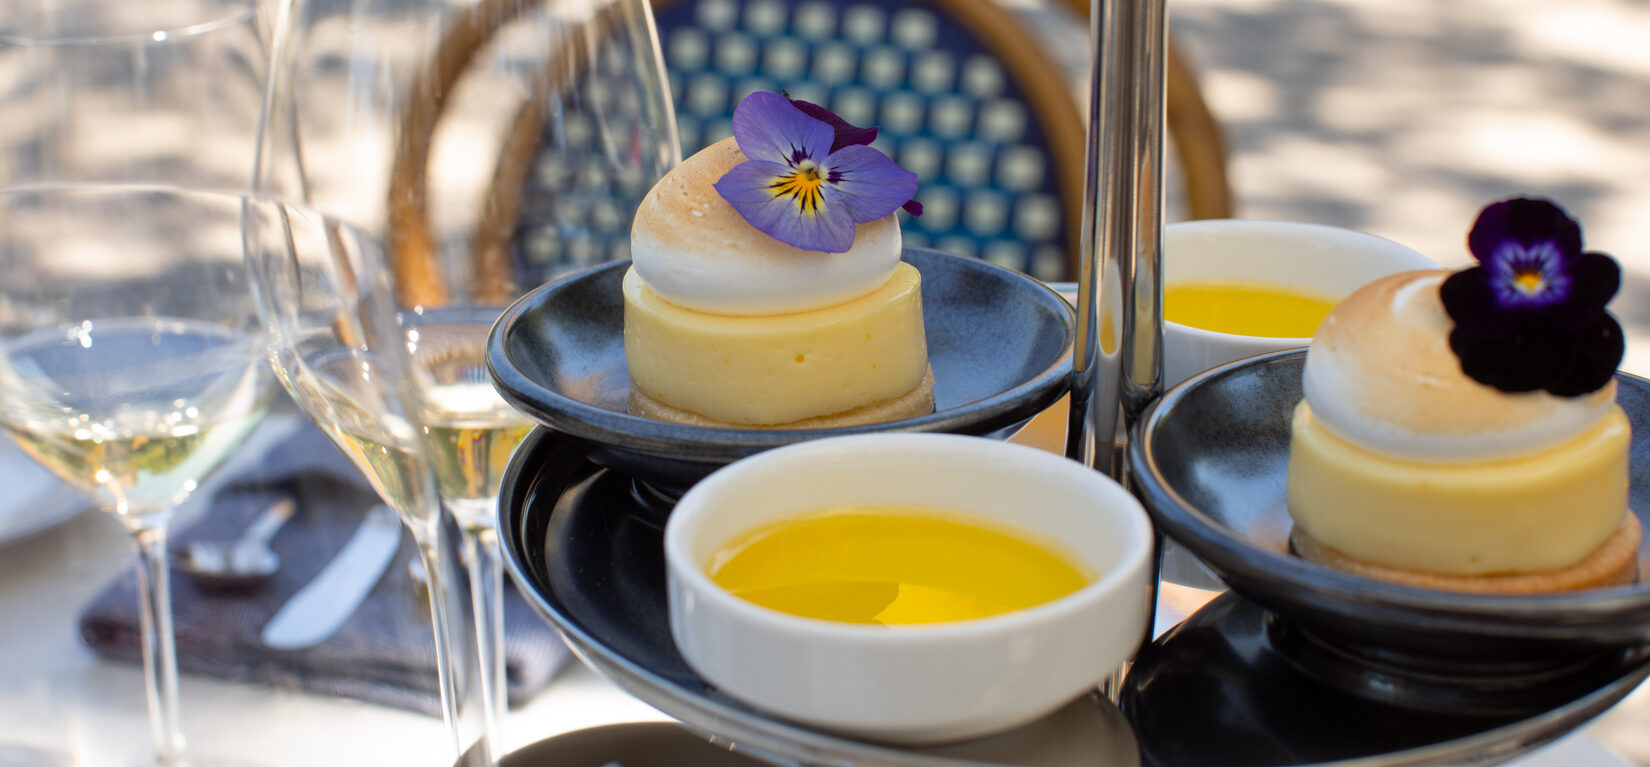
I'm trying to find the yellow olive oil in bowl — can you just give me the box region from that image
[663,432,1156,743]
[706,506,1091,626]
[1163,280,1338,338]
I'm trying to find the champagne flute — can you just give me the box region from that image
[266,0,678,750]
[395,0,677,748]
[0,185,275,766]
[401,3,678,747]
[245,189,491,764]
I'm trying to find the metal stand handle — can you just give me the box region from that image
[1067,0,1167,479]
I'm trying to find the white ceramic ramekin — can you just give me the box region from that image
[664,433,1153,744]
[1162,219,1438,386]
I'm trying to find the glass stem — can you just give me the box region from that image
[463,520,507,754]
[419,522,495,766]
[127,518,186,765]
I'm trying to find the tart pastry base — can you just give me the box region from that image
[629,367,935,430]
[1290,513,1641,593]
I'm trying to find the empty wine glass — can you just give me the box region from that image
[0,0,274,189]
[0,185,276,766]
[264,0,678,751]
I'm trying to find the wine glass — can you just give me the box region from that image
[244,186,492,764]
[264,0,678,751]
[0,0,274,189]
[0,185,276,766]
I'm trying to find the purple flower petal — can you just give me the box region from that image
[822,145,919,224]
[715,159,857,252]
[730,91,836,168]
[718,92,922,251]
[790,99,879,152]
[1449,314,1575,394]
[1570,251,1621,309]
[1443,196,1623,396]
[1547,314,1624,396]
[902,199,924,217]
[1468,198,1581,267]
[1485,238,1571,310]
[1543,252,1619,331]
[1441,267,1511,336]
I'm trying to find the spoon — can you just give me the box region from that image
[176,498,297,590]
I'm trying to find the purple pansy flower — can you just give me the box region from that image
[714,92,920,253]
[1440,197,1623,396]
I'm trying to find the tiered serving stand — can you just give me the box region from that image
[485,0,1650,763]
[489,260,1650,766]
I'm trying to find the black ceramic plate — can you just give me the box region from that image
[496,722,768,766]
[487,248,1074,489]
[1120,591,1650,767]
[496,429,1141,767]
[1129,350,1650,659]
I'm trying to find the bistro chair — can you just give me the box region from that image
[389,0,1232,302]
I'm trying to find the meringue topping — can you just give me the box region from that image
[1301,270,1615,462]
[630,137,902,316]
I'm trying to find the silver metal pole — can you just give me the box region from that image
[1067,0,1167,480]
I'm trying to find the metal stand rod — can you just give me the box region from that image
[1071,0,1169,702]
[1067,0,1168,480]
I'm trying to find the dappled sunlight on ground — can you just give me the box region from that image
[1173,0,1650,378]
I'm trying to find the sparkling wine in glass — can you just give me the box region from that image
[388,0,680,740]
[0,186,275,766]
[266,0,678,750]
[246,193,491,765]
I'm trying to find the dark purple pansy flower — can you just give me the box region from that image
[1440,197,1623,396]
[714,92,920,253]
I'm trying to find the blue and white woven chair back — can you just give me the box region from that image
[652,0,1080,282]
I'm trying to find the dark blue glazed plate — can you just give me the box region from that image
[487,248,1074,490]
[501,424,1641,767]
[496,429,1141,766]
[1129,350,1650,659]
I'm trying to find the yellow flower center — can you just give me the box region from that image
[770,162,827,213]
[1515,270,1544,294]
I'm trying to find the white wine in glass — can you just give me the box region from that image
[408,311,534,533]
[0,319,268,517]
[247,196,491,765]
[405,307,533,742]
[268,0,678,750]
[0,186,274,766]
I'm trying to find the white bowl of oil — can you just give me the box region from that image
[663,433,1154,744]
[1161,219,1437,387]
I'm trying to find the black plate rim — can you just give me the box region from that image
[486,248,1074,461]
[495,428,1131,767]
[503,428,1650,767]
[1121,590,1650,767]
[1130,349,1650,630]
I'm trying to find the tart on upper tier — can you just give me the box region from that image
[622,94,932,428]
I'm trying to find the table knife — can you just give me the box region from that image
[261,504,402,650]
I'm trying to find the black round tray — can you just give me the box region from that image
[498,428,1650,766]
[497,430,1141,766]
[486,248,1074,490]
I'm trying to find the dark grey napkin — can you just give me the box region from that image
[79,424,570,715]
